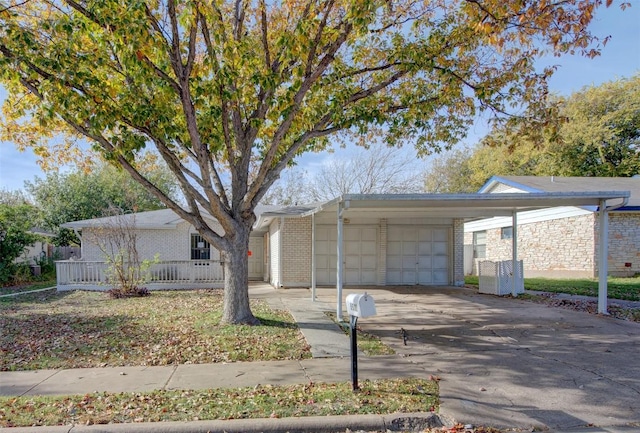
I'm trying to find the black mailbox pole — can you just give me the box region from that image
[350,315,359,391]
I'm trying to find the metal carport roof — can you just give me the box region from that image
[254,191,630,319]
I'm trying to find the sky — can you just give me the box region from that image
[1,2,639,193]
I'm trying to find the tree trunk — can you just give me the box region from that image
[220,224,259,325]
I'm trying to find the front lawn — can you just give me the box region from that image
[0,290,311,371]
[465,275,640,301]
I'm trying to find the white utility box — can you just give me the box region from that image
[346,293,376,318]
[478,260,524,296]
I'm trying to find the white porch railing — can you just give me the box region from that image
[56,260,225,291]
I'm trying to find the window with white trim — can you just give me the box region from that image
[473,231,486,259]
[191,234,211,260]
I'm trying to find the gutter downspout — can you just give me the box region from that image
[597,197,629,314]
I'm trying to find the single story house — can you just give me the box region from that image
[58,191,630,314]
[464,176,640,278]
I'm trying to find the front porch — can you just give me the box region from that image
[56,260,225,291]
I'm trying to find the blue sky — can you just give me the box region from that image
[1,2,639,192]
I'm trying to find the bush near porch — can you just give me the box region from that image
[0,290,311,371]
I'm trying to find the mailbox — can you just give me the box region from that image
[346,293,376,318]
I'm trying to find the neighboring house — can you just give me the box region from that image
[464,176,640,278]
[17,229,52,265]
[58,191,629,292]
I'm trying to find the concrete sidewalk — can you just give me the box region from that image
[0,356,428,397]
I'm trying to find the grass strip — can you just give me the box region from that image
[325,312,395,356]
[465,276,640,301]
[0,378,438,427]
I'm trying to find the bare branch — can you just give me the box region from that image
[259,0,270,67]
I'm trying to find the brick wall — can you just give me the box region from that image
[452,219,465,285]
[81,220,222,262]
[281,216,312,286]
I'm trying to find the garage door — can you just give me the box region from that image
[315,225,377,285]
[387,226,449,285]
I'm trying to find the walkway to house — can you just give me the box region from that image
[1,283,639,433]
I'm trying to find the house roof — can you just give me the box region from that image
[480,176,640,210]
[62,204,290,232]
[63,188,632,232]
[62,208,186,230]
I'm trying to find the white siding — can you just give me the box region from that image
[464,206,593,232]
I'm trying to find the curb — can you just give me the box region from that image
[4,412,446,433]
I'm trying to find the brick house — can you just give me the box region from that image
[464,176,640,278]
[58,191,630,294]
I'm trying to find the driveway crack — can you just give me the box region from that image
[528,348,640,396]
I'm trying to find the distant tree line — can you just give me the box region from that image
[424,75,640,193]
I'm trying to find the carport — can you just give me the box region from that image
[302,192,630,320]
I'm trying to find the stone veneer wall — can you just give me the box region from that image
[484,213,597,278]
[604,213,640,277]
[280,216,312,287]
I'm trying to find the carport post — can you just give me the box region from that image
[598,200,609,314]
[311,212,316,301]
[337,201,345,321]
[512,211,518,297]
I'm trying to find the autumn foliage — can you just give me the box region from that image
[0,0,621,323]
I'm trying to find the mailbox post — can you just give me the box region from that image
[345,293,376,391]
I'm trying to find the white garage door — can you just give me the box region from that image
[387,226,449,285]
[315,225,337,285]
[315,225,377,285]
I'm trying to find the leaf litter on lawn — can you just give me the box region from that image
[0,378,439,428]
[0,289,311,371]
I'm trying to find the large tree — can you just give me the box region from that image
[545,74,640,176]
[0,0,616,323]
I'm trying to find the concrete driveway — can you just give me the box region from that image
[314,285,640,431]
